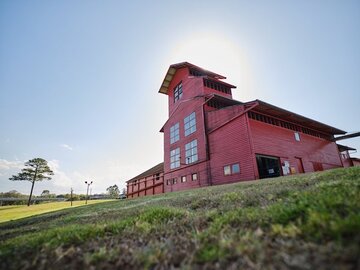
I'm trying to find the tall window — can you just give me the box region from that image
[174,82,183,102]
[185,139,198,164]
[170,123,180,144]
[170,148,180,169]
[184,112,196,136]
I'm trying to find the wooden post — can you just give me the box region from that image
[70,188,73,206]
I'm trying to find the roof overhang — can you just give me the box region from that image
[158,62,227,95]
[206,94,242,106]
[126,162,164,183]
[337,144,356,152]
[249,100,346,135]
[203,76,237,89]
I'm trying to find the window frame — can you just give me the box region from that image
[184,112,196,136]
[174,81,183,102]
[224,163,240,176]
[170,122,180,144]
[170,147,180,169]
[185,139,198,164]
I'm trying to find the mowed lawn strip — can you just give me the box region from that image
[0,200,115,223]
[0,167,359,270]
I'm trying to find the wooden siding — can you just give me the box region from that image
[163,97,210,192]
[208,113,256,185]
[340,150,353,168]
[127,172,164,198]
[164,161,209,192]
[248,118,343,174]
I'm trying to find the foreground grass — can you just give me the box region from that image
[0,167,359,269]
[0,200,114,223]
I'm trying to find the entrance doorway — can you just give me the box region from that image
[256,154,281,179]
[295,157,304,173]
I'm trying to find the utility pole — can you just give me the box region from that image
[70,188,73,206]
[85,181,93,205]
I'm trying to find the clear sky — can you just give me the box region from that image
[1,0,359,195]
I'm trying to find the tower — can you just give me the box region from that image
[159,62,237,192]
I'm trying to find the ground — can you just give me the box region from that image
[0,200,113,223]
[0,167,359,269]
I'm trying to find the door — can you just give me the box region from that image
[295,157,304,173]
[256,154,282,179]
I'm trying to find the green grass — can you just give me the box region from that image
[0,200,114,223]
[0,167,359,269]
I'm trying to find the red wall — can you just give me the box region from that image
[248,117,343,174]
[340,150,353,168]
[127,172,164,198]
[163,68,216,192]
[208,111,256,184]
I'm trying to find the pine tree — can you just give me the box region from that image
[9,158,54,206]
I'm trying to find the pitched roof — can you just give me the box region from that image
[126,162,164,183]
[251,99,346,135]
[158,62,227,95]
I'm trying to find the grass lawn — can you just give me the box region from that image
[0,167,359,269]
[0,200,114,223]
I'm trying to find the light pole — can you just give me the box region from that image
[85,181,93,205]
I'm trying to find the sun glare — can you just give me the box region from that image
[167,32,255,101]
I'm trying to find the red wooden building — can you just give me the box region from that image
[126,163,164,198]
[126,62,356,196]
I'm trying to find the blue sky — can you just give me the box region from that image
[1,0,359,195]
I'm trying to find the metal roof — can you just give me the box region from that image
[126,162,164,183]
[158,62,227,95]
[337,144,356,152]
[250,100,346,135]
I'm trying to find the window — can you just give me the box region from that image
[166,179,171,185]
[203,79,231,94]
[232,164,240,174]
[174,82,183,102]
[192,173,198,181]
[170,148,180,169]
[170,123,180,144]
[184,112,196,136]
[155,173,160,181]
[224,165,231,176]
[173,178,177,184]
[294,132,300,141]
[181,176,187,183]
[224,163,240,175]
[185,139,198,164]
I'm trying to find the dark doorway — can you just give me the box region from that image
[256,154,281,179]
[295,157,304,173]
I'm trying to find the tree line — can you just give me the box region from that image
[6,158,126,206]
